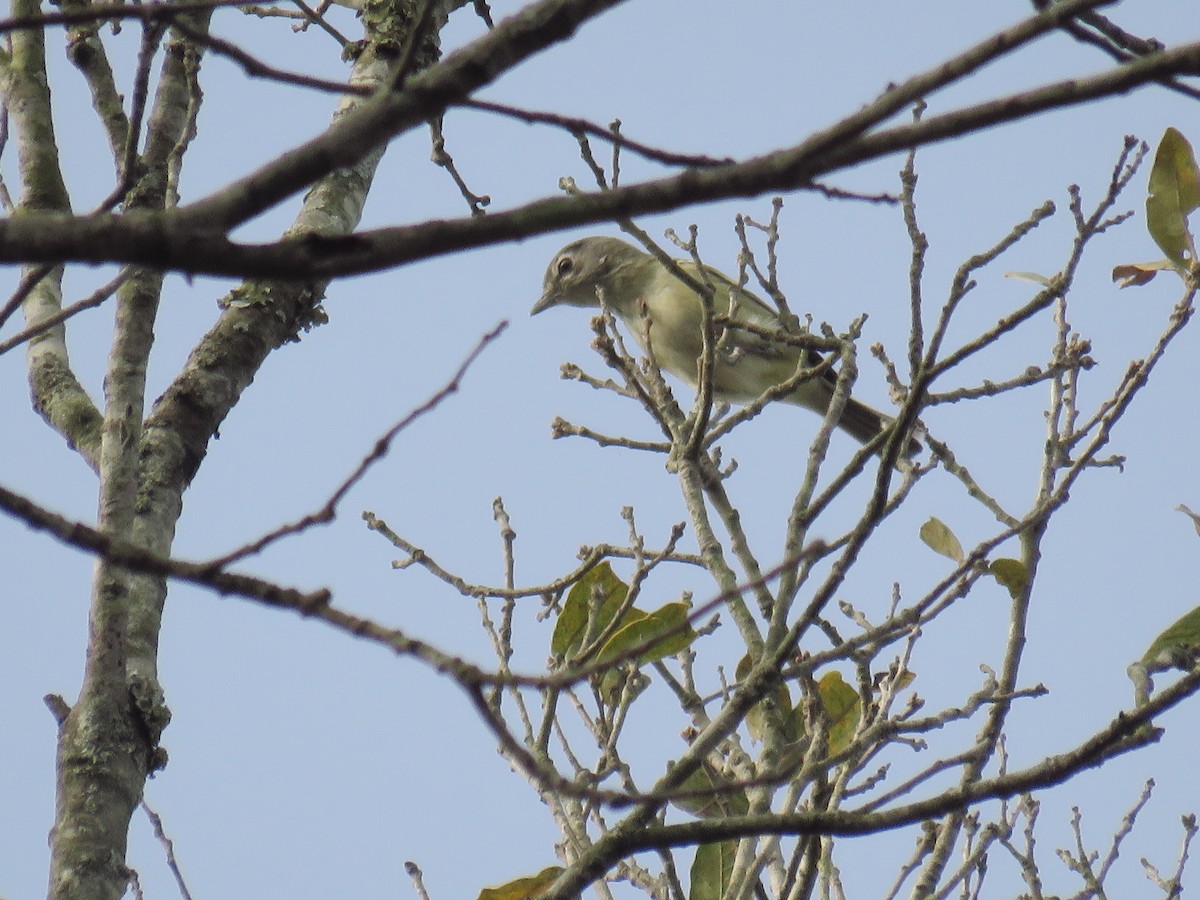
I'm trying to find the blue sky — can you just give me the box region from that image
[3,2,1199,897]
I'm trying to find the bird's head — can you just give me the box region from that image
[531,237,641,316]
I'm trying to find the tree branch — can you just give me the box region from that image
[1,38,1196,279]
[541,667,1200,898]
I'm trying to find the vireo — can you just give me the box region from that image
[532,237,918,457]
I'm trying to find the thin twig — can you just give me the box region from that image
[207,320,508,569]
[141,802,194,900]
[171,16,368,95]
[0,0,271,32]
[0,263,55,331]
[0,268,130,356]
[463,98,735,168]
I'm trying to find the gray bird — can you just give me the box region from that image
[532,236,918,457]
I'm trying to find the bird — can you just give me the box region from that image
[531,236,919,457]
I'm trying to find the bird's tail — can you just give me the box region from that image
[838,397,921,457]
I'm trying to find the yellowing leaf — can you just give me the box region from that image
[551,562,628,659]
[595,600,696,667]
[689,842,737,900]
[1141,605,1200,669]
[735,654,794,743]
[1146,127,1200,269]
[989,558,1028,599]
[919,516,965,563]
[818,671,861,756]
[1004,270,1056,286]
[879,668,915,691]
[1177,503,1200,538]
[1112,260,1175,288]
[478,866,566,900]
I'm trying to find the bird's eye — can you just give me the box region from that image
[557,256,574,277]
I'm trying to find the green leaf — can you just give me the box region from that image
[551,562,629,659]
[594,600,696,666]
[689,842,738,900]
[819,671,861,756]
[734,654,794,743]
[919,516,965,563]
[598,665,649,702]
[989,558,1028,599]
[477,866,567,900]
[1146,127,1200,269]
[874,667,916,692]
[1141,605,1200,668]
[671,765,750,819]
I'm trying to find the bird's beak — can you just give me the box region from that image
[530,290,557,316]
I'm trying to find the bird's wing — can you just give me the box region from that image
[686,261,823,367]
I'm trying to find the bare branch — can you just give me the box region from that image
[9,3,1194,278]
[541,667,1200,898]
[463,98,736,167]
[0,0,265,33]
[208,320,508,568]
[170,16,367,96]
[0,479,332,608]
[141,802,194,900]
[0,269,129,357]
